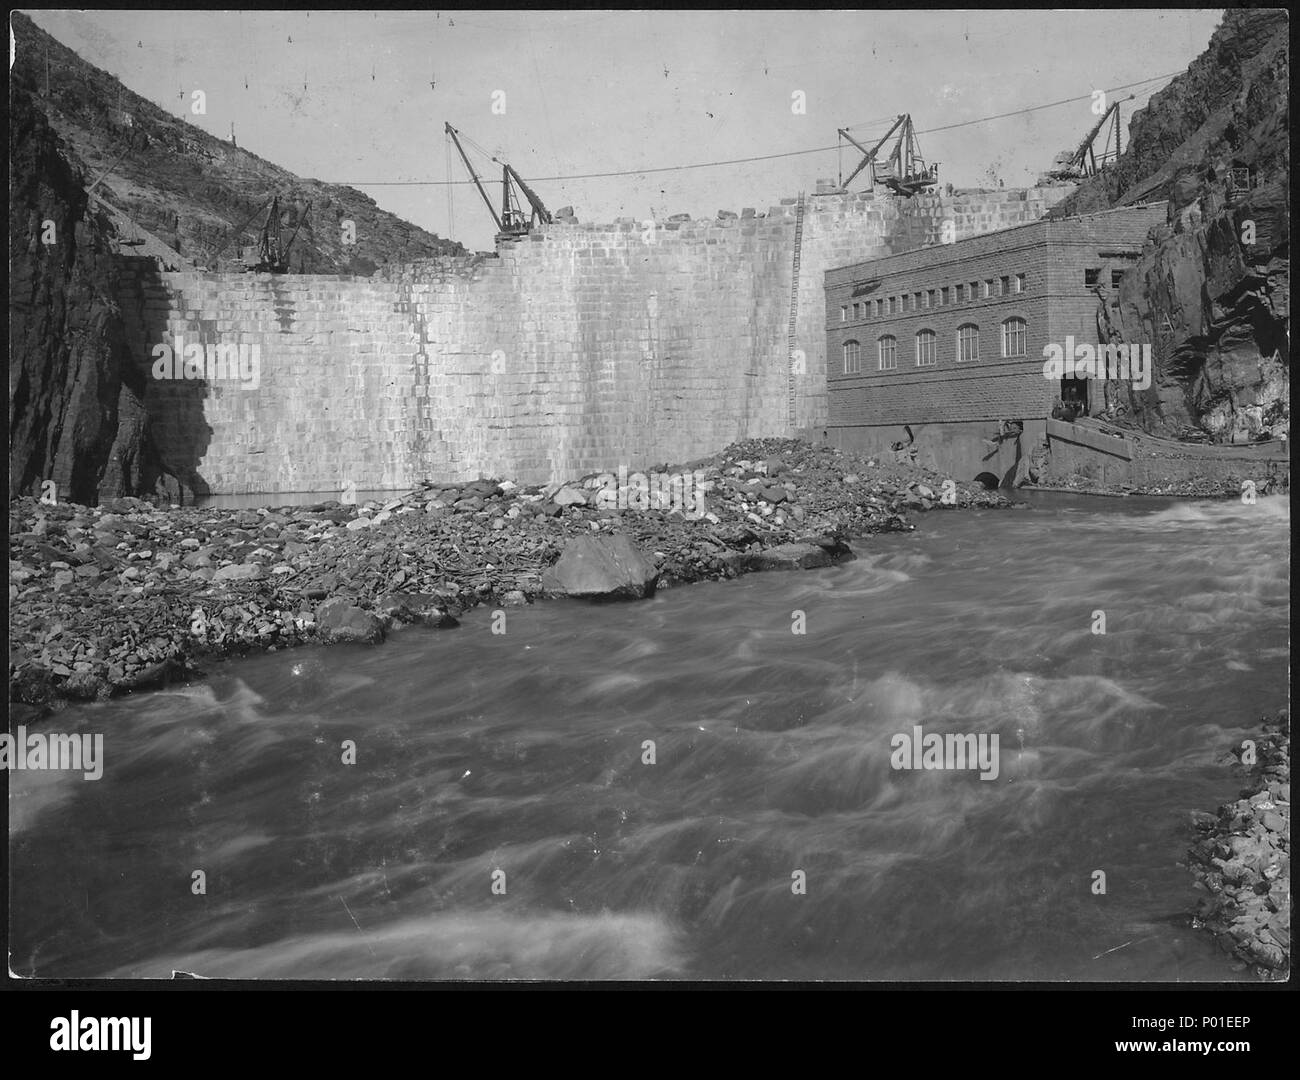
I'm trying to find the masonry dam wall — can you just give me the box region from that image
[120,187,1072,494]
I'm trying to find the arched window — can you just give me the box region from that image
[957,324,980,362]
[842,339,861,374]
[915,329,937,366]
[1002,317,1026,357]
[878,335,898,370]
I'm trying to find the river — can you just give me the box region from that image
[9,493,1289,980]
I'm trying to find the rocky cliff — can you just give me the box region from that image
[9,85,160,503]
[1054,9,1289,441]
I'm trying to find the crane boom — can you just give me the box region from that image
[1070,101,1119,172]
[839,114,907,189]
[446,122,502,232]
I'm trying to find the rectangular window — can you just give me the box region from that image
[888,297,895,315]
[1002,318,1026,357]
[1015,274,1025,293]
[923,290,932,309]
[982,280,992,299]
[878,337,897,370]
[843,340,861,374]
[957,325,980,362]
[1000,276,1009,296]
[1085,268,1100,286]
[840,305,848,322]
[914,292,923,311]
[1111,270,1124,288]
[970,282,979,301]
[939,287,948,306]
[916,330,936,366]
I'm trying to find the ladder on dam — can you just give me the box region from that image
[787,192,806,427]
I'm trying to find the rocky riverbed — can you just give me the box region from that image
[1188,713,1291,980]
[9,438,1009,711]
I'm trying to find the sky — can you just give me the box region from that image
[25,9,1224,252]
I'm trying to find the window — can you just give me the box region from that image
[924,290,933,309]
[1085,268,1100,286]
[1015,273,1025,293]
[852,302,861,319]
[1111,269,1125,288]
[840,305,848,322]
[914,292,923,311]
[957,324,980,362]
[1000,276,1010,296]
[1002,317,1026,358]
[970,282,979,301]
[878,335,897,370]
[843,339,861,374]
[939,287,948,306]
[916,329,937,366]
[983,280,992,299]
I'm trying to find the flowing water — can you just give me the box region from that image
[9,494,1289,981]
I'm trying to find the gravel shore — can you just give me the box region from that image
[1188,713,1291,980]
[9,437,1009,712]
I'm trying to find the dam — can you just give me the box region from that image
[119,187,1071,497]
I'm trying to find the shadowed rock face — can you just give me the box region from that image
[1106,180,1288,441]
[8,85,160,504]
[1049,9,1289,442]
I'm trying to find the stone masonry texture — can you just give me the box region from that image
[120,187,1072,493]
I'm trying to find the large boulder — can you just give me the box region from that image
[543,534,659,600]
[315,598,386,644]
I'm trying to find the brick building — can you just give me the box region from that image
[823,202,1168,483]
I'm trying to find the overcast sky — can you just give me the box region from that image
[26,9,1223,252]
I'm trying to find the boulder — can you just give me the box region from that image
[375,592,459,629]
[553,486,587,507]
[542,533,659,600]
[315,598,386,644]
[741,543,833,572]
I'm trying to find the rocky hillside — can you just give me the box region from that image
[10,12,463,273]
[1052,9,1289,441]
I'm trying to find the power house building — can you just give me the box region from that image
[823,202,1168,482]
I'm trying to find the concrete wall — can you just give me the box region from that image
[1046,419,1289,490]
[117,186,1072,495]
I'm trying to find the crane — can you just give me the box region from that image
[445,122,552,242]
[838,114,939,196]
[1046,98,1130,181]
[210,195,311,272]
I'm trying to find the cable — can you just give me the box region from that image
[331,70,1184,187]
